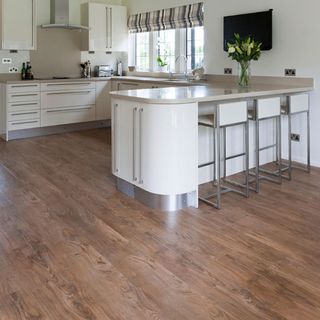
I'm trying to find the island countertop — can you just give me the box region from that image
[110,83,313,104]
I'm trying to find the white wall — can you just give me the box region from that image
[127,0,320,167]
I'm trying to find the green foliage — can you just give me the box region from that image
[157,56,168,67]
[227,33,262,63]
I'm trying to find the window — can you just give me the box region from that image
[129,26,204,73]
[187,27,204,70]
[135,32,150,71]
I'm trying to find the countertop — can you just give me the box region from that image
[1,75,204,85]
[109,83,314,104]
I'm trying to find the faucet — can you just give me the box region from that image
[175,55,188,80]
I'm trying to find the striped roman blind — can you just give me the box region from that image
[128,2,204,33]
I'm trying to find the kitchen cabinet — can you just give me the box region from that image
[5,83,40,133]
[0,0,37,50]
[81,3,127,52]
[112,98,198,195]
[41,81,96,127]
[95,81,111,120]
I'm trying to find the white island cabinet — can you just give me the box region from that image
[112,98,198,211]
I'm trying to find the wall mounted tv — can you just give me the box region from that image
[224,9,273,51]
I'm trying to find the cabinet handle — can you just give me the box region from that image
[46,91,91,95]
[11,93,38,97]
[113,104,119,172]
[11,84,38,88]
[10,102,39,107]
[106,7,109,49]
[46,107,91,113]
[11,120,38,125]
[139,108,143,184]
[11,111,38,116]
[47,82,91,86]
[133,107,138,181]
[110,7,112,49]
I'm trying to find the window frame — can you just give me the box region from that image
[129,26,204,73]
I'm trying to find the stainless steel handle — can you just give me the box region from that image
[139,108,143,184]
[11,84,38,88]
[46,91,91,95]
[110,7,112,49]
[10,102,39,107]
[47,82,91,86]
[46,107,91,113]
[106,7,109,48]
[113,103,119,173]
[11,120,38,125]
[11,111,38,116]
[133,107,138,181]
[11,93,38,97]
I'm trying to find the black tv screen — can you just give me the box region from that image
[224,9,273,51]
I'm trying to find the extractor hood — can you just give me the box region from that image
[41,0,89,30]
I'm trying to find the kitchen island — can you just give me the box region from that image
[111,79,313,211]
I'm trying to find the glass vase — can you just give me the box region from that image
[238,61,251,87]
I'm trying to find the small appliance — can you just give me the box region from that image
[94,65,113,77]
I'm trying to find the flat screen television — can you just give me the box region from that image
[224,9,273,51]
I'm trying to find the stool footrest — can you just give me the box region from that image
[225,152,245,161]
[259,143,277,152]
[249,171,282,185]
[198,161,215,168]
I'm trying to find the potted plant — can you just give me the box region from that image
[227,33,262,87]
[157,56,168,72]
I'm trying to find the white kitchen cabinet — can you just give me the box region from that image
[95,81,111,120]
[0,0,37,50]
[112,99,137,182]
[5,83,40,135]
[81,3,127,52]
[112,98,198,195]
[41,81,96,127]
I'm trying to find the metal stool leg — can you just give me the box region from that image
[255,116,260,192]
[216,117,221,209]
[278,115,283,185]
[288,110,293,180]
[307,109,311,172]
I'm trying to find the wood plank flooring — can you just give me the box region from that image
[0,128,319,320]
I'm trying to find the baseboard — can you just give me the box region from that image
[7,120,111,141]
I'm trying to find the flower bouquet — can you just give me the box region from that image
[227,33,262,87]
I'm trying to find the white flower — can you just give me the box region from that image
[228,47,236,53]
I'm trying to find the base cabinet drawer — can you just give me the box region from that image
[8,101,40,112]
[41,90,96,109]
[7,83,40,93]
[8,119,40,131]
[8,92,40,103]
[8,110,40,122]
[41,82,95,92]
[41,105,95,127]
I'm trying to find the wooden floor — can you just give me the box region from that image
[0,128,319,320]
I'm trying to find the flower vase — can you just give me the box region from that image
[238,61,250,87]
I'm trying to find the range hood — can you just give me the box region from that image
[41,0,89,30]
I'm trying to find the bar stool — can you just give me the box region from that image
[281,93,310,180]
[248,97,282,192]
[198,101,249,209]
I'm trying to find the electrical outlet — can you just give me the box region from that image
[291,133,300,142]
[224,68,232,75]
[2,58,12,64]
[285,68,296,76]
[9,67,18,73]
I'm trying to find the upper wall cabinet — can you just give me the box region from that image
[0,0,37,50]
[81,3,127,52]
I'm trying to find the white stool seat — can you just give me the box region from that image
[198,115,215,127]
